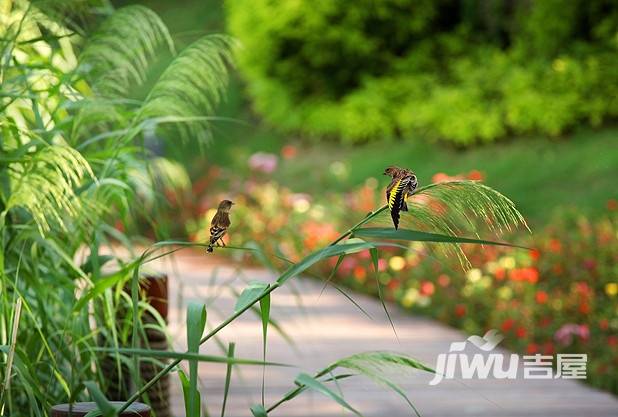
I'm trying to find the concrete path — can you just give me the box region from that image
[152,251,618,417]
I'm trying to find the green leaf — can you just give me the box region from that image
[277,241,376,286]
[235,281,269,312]
[80,254,115,275]
[92,347,290,366]
[83,381,116,417]
[186,303,207,417]
[250,404,268,417]
[354,227,527,249]
[294,373,361,416]
[370,248,398,340]
[259,293,270,405]
[221,343,236,417]
[73,270,126,312]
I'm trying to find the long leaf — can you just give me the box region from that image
[186,303,207,417]
[235,281,269,312]
[221,343,236,417]
[259,293,270,406]
[354,227,528,249]
[294,373,361,416]
[370,248,398,341]
[83,381,116,417]
[93,347,289,366]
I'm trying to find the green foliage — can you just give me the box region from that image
[0,1,231,414]
[226,0,618,145]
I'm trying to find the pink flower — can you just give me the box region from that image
[248,152,278,173]
[554,324,589,346]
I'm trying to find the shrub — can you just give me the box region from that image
[226,0,618,145]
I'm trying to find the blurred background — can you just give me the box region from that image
[113,0,618,394]
[1,0,617,415]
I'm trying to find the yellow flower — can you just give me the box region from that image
[402,288,418,308]
[497,286,512,300]
[389,256,406,271]
[606,283,618,297]
[499,256,516,269]
[485,261,499,273]
[466,268,482,283]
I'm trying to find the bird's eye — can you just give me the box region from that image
[411,175,416,181]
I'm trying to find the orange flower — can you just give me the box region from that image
[455,304,466,317]
[494,267,506,280]
[529,249,541,261]
[353,266,366,283]
[281,144,298,159]
[467,170,485,181]
[607,198,618,211]
[535,290,548,304]
[526,343,538,354]
[548,238,562,253]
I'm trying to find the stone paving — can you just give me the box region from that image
[151,251,618,417]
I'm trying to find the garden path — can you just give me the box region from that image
[152,251,618,417]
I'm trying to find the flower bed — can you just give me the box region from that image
[181,156,618,394]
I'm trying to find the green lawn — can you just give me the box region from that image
[205,111,617,226]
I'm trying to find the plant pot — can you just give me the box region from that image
[50,402,150,417]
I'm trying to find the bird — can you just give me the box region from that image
[383,166,418,230]
[207,199,234,253]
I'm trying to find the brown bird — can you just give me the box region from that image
[207,199,234,253]
[383,166,418,229]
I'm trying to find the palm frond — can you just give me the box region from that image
[78,5,174,97]
[138,35,234,143]
[6,146,95,234]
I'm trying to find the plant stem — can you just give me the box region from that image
[117,205,388,414]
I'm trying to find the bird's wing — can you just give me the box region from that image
[388,177,412,229]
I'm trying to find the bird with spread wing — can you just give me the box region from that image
[383,166,418,229]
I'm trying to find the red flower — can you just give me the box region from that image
[529,249,541,261]
[494,267,506,280]
[516,326,527,339]
[599,319,609,330]
[526,343,538,354]
[608,198,618,211]
[438,274,450,287]
[548,239,562,253]
[420,281,435,296]
[455,304,466,317]
[579,302,590,314]
[501,318,514,332]
[535,290,548,304]
[608,336,618,346]
[543,342,555,355]
[387,279,400,291]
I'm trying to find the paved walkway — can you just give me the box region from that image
[153,251,618,417]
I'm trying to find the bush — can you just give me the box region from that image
[226,0,618,145]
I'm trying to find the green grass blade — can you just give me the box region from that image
[354,227,528,248]
[294,373,362,416]
[259,293,270,406]
[235,281,269,312]
[250,404,268,417]
[370,248,398,341]
[83,381,116,417]
[186,303,207,417]
[221,343,236,417]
